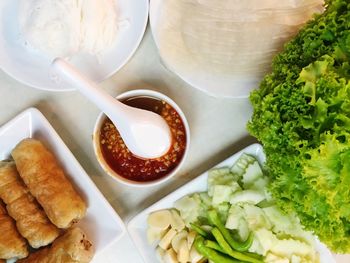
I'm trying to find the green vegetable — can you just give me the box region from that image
[225,205,245,230]
[204,240,227,253]
[208,168,241,198]
[174,193,210,226]
[242,204,271,231]
[212,185,235,206]
[241,161,264,188]
[270,239,315,260]
[194,236,242,263]
[208,210,253,252]
[248,0,350,252]
[204,240,263,260]
[230,190,266,205]
[190,223,210,238]
[211,228,262,263]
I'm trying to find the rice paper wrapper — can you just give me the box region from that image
[151,0,324,98]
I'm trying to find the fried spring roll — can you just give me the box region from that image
[17,227,94,263]
[0,161,60,248]
[0,201,28,259]
[12,139,87,229]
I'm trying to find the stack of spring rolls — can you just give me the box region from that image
[0,138,94,263]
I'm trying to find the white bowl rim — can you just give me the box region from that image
[0,0,149,91]
[93,89,190,187]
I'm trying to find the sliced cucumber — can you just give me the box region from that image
[270,239,314,259]
[230,190,266,205]
[242,161,264,188]
[237,218,250,241]
[208,168,236,196]
[212,185,233,206]
[243,204,272,231]
[230,153,256,177]
[253,228,277,256]
[225,205,244,230]
[174,195,201,226]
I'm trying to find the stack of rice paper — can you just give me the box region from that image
[151,0,324,97]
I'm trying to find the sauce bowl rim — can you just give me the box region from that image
[93,89,190,187]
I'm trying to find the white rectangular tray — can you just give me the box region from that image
[127,144,335,263]
[0,108,125,258]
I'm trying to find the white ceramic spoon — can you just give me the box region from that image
[51,58,172,159]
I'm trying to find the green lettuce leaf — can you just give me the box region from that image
[248,0,350,253]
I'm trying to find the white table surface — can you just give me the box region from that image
[0,27,348,263]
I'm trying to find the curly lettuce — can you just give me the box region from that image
[248,0,350,253]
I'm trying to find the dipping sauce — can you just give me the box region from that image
[99,96,187,182]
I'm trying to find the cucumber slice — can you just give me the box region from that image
[230,153,256,177]
[270,239,314,259]
[237,218,250,241]
[212,185,233,206]
[225,205,244,230]
[174,195,201,226]
[242,161,264,188]
[208,168,236,196]
[230,190,266,205]
[199,192,212,207]
[243,204,272,231]
[253,228,277,256]
[216,202,230,222]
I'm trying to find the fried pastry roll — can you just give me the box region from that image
[18,227,94,263]
[0,161,60,248]
[0,201,28,259]
[12,139,87,229]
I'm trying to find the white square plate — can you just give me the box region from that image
[0,108,125,258]
[128,143,336,263]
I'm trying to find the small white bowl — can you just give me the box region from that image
[93,89,190,187]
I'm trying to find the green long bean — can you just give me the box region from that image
[204,240,226,254]
[211,228,263,263]
[208,210,253,252]
[194,236,242,263]
[190,223,210,238]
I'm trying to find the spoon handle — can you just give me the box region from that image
[51,58,127,124]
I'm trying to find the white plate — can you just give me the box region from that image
[0,0,148,91]
[127,144,336,263]
[149,0,259,99]
[0,108,125,259]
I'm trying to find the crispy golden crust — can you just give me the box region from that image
[0,201,28,259]
[18,227,94,263]
[0,162,60,248]
[12,139,87,229]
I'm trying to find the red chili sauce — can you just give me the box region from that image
[99,96,187,182]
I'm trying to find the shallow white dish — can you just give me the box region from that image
[0,0,148,91]
[149,0,258,98]
[0,108,125,259]
[128,143,336,263]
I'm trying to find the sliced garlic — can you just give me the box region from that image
[156,246,166,262]
[171,230,188,253]
[163,248,178,263]
[147,226,168,245]
[148,210,172,230]
[159,228,177,250]
[190,245,204,263]
[187,231,196,249]
[178,239,190,263]
[170,209,186,231]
